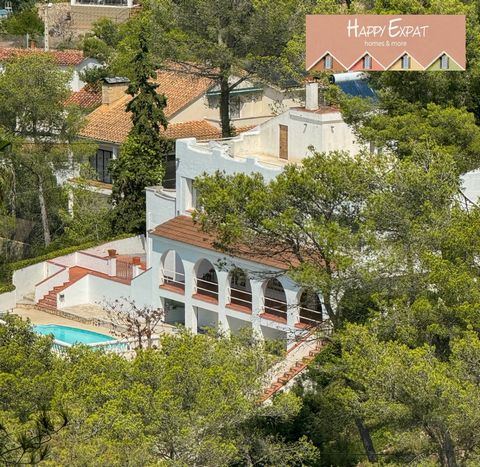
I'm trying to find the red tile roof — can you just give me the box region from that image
[79,68,215,143]
[0,47,86,66]
[65,86,102,109]
[150,215,294,270]
[165,121,220,140]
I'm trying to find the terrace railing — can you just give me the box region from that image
[51,335,161,356]
[263,296,288,321]
[229,286,252,310]
[160,267,185,291]
[116,259,133,280]
[194,276,218,301]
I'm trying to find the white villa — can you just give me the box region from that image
[1,82,362,350]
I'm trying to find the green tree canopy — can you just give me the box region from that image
[147,0,314,137]
[110,16,172,234]
[0,54,89,247]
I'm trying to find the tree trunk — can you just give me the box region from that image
[219,67,232,138]
[355,416,378,463]
[439,432,457,467]
[10,158,16,217]
[37,175,51,247]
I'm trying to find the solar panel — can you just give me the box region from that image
[337,79,377,99]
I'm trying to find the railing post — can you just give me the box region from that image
[250,279,264,339]
[217,270,230,335]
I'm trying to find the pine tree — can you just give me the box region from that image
[110,17,172,234]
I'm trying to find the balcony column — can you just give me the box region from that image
[183,259,197,333]
[284,285,301,347]
[216,270,230,335]
[250,279,264,339]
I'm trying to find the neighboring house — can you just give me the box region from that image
[0,48,101,92]
[65,84,102,111]
[78,67,300,188]
[69,0,140,36]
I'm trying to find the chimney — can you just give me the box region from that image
[102,77,130,105]
[305,81,319,111]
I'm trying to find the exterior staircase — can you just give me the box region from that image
[261,336,326,402]
[36,266,90,311]
[37,282,72,311]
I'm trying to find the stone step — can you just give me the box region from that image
[37,304,57,311]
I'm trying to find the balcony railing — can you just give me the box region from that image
[161,268,185,291]
[299,305,323,326]
[116,259,133,281]
[229,286,252,310]
[74,0,131,6]
[263,296,288,321]
[194,276,218,301]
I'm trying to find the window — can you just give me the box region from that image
[324,54,333,70]
[229,96,241,119]
[185,178,200,211]
[92,149,112,184]
[440,54,449,69]
[401,54,410,70]
[363,55,372,69]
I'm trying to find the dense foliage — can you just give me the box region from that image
[110,16,172,234]
[0,316,317,466]
[0,55,113,264]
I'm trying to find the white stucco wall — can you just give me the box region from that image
[230,109,363,162]
[88,275,131,306]
[58,275,89,309]
[13,262,48,299]
[84,235,145,256]
[130,268,154,308]
[146,188,176,231]
[70,58,102,92]
[462,170,480,203]
[0,290,16,312]
[175,138,283,215]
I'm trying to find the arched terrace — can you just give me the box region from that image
[262,278,288,323]
[298,289,323,327]
[194,259,218,303]
[227,268,252,313]
[160,250,185,293]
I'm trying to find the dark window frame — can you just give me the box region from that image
[92,148,113,184]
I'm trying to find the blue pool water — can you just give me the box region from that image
[34,324,116,345]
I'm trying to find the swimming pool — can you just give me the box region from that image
[34,324,116,345]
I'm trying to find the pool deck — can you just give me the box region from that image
[12,304,177,338]
[12,307,117,337]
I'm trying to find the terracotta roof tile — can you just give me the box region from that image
[65,86,102,109]
[79,68,215,143]
[0,47,86,66]
[165,121,220,140]
[150,215,293,270]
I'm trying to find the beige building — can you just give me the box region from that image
[78,67,301,187]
